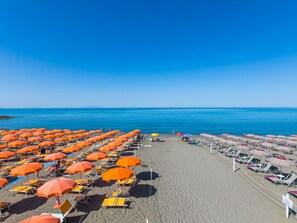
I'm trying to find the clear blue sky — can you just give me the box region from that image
[0,0,297,108]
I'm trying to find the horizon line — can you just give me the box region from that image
[1,107,297,109]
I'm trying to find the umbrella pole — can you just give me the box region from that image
[56,196,61,205]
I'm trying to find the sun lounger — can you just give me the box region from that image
[289,190,297,198]
[117,176,138,187]
[101,197,128,208]
[74,189,91,208]
[282,173,297,187]
[24,180,45,188]
[264,174,282,184]
[247,163,272,173]
[0,202,10,215]
[42,199,72,222]
[75,179,94,187]
[71,185,87,194]
[10,185,35,195]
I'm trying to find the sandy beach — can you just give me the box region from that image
[1,134,296,223]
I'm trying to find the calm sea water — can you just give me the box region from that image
[0,108,297,135]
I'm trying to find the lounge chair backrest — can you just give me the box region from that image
[262,163,271,173]
[246,156,254,164]
[60,199,72,216]
[284,173,297,187]
[234,151,240,157]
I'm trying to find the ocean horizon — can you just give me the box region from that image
[1,108,297,135]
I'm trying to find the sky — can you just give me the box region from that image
[0,0,297,108]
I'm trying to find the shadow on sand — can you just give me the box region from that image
[10,196,47,214]
[137,171,160,181]
[129,184,157,198]
[75,194,106,213]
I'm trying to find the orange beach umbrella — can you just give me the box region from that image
[43,152,67,162]
[0,145,7,150]
[116,156,141,168]
[39,141,55,147]
[37,177,77,198]
[28,137,43,143]
[0,178,9,189]
[0,151,15,159]
[1,134,18,142]
[102,167,133,182]
[66,161,94,174]
[19,214,60,223]
[86,152,107,161]
[62,146,82,153]
[10,163,43,177]
[8,140,27,148]
[17,146,39,154]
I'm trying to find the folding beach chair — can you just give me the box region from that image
[71,185,87,194]
[24,179,45,188]
[74,189,91,208]
[101,197,128,208]
[264,174,282,184]
[42,199,72,222]
[10,185,35,195]
[0,202,10,215]
[282,173,297,187]
[75,179,94,187]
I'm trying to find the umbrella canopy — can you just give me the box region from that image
[10,163,43,177]
[116,156,141,168]
[176,132,183,137]
[102,167,133,182]
[99,145,116,152]
[37,177,76,198]
[0,151,16,159]
[0,178,9,189]
[235,145,250,151]
[66,161,94,174]
[275,146,293,153]
[54,137,68,143]
[267,156,295,168]
[19,214,60,223]
[76,141,92,147]
[43,152,66,162]
[249,148,270,157]
[8,140,27,148]
[39,141,55,147]
[17,146,40,154]
[86,152,107,161]
[28,137,43,143]
[1,134,18,142]
[20,133,33,139]
[0,144,7,150]
[151,133,159,137]
[62,146,82,153]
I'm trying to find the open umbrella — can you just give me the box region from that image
[86,152,107,161]
[66,161,94,174]
[8,140,27,148]
[0,178,9,189]
[10,163,43,177]
[62,146,82,153]
[19,214,60,223]
[99,145,116,152]
[17,146,40,154]
[267,156,294,168]
[39,141,55,148]
[43,152,66,162]
[0,151,16,160]
[102,167,133,182]
[37,177,76,206]
[0,145,7,150]
[151,133,159,137]
[116,156,141,168]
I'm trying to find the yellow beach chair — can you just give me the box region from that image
[24,179,45,188]
[101,197,128,208]
[10,185,35,195]
[42,199,72,222]
[71,185,86,194]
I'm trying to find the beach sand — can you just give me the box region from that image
[1,134,295,222]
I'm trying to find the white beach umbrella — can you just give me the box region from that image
[261,142,276,149]
[225,140,238,146]
[275,146,293,154]
[250,148,270,157]
[266,135,276,138]
[287,141,297,147]
[267,157,295,168]
[235,145,250,151]
[247,139,260,145]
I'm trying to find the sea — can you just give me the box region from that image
[0,108,297,136]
